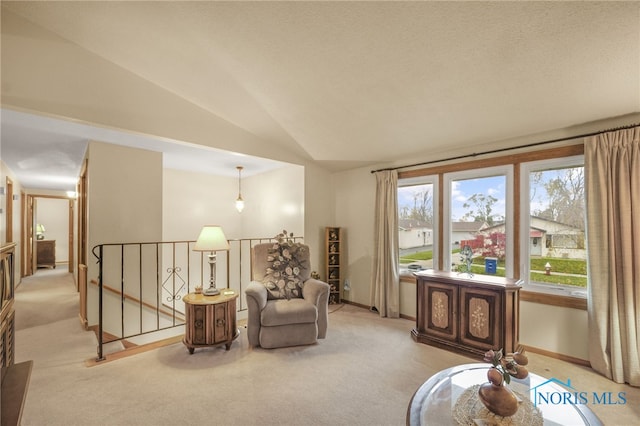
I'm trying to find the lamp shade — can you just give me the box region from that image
[193,226,230,252]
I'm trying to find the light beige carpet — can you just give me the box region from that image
[14,269,639,425]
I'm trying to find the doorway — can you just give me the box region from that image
[23,195,75,277]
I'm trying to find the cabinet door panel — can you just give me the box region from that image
[212,303,228,343]
[460,287,501,351]
[190,304,207,345]
[423,282,457,340]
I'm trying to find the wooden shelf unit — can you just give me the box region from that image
[325,227,342,304]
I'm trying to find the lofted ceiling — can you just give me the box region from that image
[1,1,639,191]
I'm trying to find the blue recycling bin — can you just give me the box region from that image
[485,257,497,274]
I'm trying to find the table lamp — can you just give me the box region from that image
[193,225,230,296]
[36,223,46,240]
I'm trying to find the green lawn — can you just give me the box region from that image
[402,250,588,287]
[399,250,433,264]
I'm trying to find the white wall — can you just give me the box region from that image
[162,168,241,242]
[520,301,588,360]
[36,197,69,263]
[163,164,304,242]
[302,163,335,278]
[86,141,163,325]
[334,166,377,305]
[240,165,304,239]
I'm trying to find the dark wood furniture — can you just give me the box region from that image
[1,361,33,426]
[36,239,56,268]
[1,243,16,368]
[325,227,342,304]
[182,291,239,354]
[412,270,522,358]
[1,243,32,426]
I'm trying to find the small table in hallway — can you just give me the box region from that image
[182,290,239,354]
[407,363,603,426]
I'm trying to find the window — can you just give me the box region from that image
[521,156,587,295]
[397,144,586,303]
[444,166,513,277]
[397,176,437,274]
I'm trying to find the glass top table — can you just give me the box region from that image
[407,363,603,426]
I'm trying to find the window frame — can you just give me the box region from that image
[519,154,587,298]
[443,165,514,277]
[397,144,586,308]
[397,175,438,277]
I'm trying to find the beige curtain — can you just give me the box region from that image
[585,127,640,386]
[370,170,400,318]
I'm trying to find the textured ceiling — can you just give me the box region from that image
[1,1,639,190]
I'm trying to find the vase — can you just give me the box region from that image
[478,381,519,417]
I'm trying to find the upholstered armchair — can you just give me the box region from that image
[245,242,330,349]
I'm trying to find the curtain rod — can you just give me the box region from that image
[370,122,640,174]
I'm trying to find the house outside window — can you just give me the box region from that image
[520,155,587,295]
[443,166,513,277]
[398,176,437,274]
[397,144,587,305]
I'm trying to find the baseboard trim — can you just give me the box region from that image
[341,300,416,321]
[342,299,370,311]
[84,335,183,367]
[525,344,591,367]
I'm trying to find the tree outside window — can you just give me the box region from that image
[526,162,587,289]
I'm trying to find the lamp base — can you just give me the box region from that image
[202,287,220,296]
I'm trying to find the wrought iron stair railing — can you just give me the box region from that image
[90,237,302,361]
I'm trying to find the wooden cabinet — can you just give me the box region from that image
[325,227,342,304]
[1,243,32,426]
[412,270,521,359]
[182,291,239,354]
[1,243,16,368]
[37,240,56,268]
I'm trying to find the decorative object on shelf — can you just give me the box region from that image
[477,347,529,418]
[458,244,474,277]
[235,166,245,212]
[193,225,230,296]
[263,230,306,300]
[36,223,45,240]
[311,271,320,280]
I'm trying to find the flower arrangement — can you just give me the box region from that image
[483,347,529,385]
[263,230,306,299]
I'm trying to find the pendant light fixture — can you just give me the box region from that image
[235,166,245,212]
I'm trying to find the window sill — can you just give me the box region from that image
[520,285,587,310]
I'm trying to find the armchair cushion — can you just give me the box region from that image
[256,241,310,300]
[261,298,317,327]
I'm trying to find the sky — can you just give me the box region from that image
[399,167,583,223]
[398,175,506,222]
